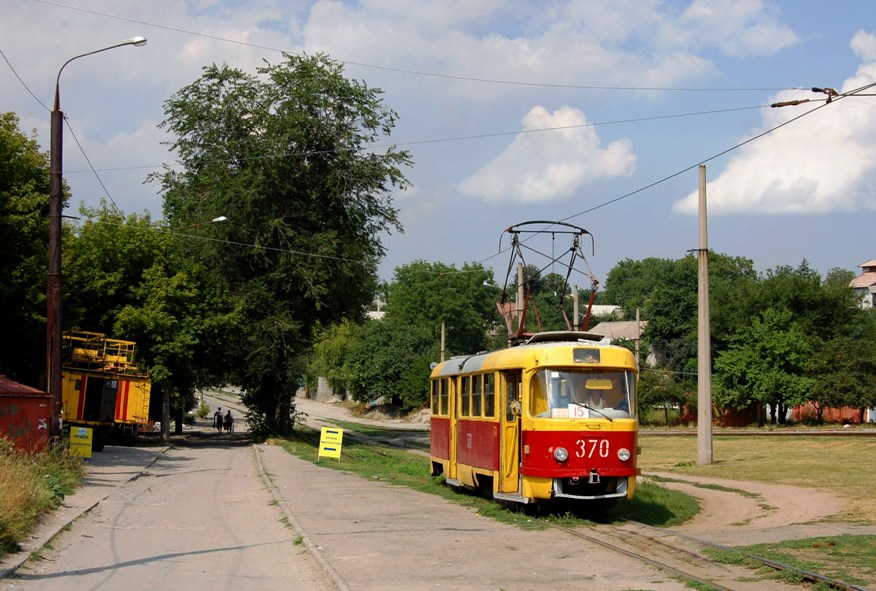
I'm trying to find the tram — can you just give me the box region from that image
[429,331,638,507]
[429,221,639,507]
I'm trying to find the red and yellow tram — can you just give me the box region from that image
[429,331,639,507]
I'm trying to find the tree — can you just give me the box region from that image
[345,317,435,408]
[385,261,498,356]
[637,367,688,425]
[309,319,360,395]
[806,308,876,422]
[713,308,816,422]
[0,113,51,384]
[154,54,411,435]
[64,203,167,333]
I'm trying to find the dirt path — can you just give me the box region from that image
[644,472,876,545]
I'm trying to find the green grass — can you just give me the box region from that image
[274,426,698,530]
[639,434,876,523]
[707,535,876,588]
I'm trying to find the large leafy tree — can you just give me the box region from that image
[154,54,411,435]
[385,260,498,356]
[0,113,51,384]
[344,317,435,407]
[713,307,816,420]
[63,203,167,333]
[806,306,876,422]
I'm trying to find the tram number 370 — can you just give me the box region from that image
[576,438,609,459]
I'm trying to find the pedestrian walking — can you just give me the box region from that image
[224,409,234,433]
[214,407,223,432]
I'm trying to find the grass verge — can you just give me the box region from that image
[0,437,83,557]
[706,535,876,589]
[273,426,698,530]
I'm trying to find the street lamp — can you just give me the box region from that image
[48,36,147,439]
[177,215,229,231]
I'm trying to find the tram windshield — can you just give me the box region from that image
[529,368,636,419]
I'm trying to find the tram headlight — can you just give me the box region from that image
[553,447,569,462]
[617,448,631,462]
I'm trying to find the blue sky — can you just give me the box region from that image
[3,0,876,288]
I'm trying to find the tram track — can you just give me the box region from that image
[547,519,870,591]
[247,399,873,590]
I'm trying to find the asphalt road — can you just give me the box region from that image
[1,398,697,591]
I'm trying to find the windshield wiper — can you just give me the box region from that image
[569,402,613,422]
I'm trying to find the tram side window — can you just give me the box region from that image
[460,376,470,417]
[472,374,482,416]
[484,373,495,417]
[439,378,449,416]
[431,378,449,416]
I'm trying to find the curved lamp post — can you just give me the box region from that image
[48,36,147,439]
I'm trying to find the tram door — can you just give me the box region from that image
[499,371,521,493]
[448,377,458,482]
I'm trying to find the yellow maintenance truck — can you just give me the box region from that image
[61,331,152,451]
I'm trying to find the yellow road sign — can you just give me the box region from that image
[69,426,93,458]
[318,427,344,461]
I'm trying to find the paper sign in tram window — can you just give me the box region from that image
[318,427,344,461]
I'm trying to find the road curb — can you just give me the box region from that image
[253,443,350,591]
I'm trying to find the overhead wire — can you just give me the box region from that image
[11,2,870,275]
[33,0,802,93]
[1,47,122,213]
[58,103,769,176]
[469,82,875,273]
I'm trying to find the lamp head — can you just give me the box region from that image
[123,36,148,47]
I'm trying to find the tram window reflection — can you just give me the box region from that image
[529,369,634,419]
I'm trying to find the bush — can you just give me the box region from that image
[0,437,84,556]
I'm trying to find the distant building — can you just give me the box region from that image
[849,259,876,308]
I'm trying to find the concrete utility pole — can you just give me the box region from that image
[47,37,147,439]
[697,165,713,465]
[635,308,641,370]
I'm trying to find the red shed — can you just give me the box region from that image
[0,375,51,452]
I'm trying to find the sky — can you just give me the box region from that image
[3,0,876,290]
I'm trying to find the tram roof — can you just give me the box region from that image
[431,331,635,377]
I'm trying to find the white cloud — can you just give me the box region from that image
[458,106,635,203]
[672,0,799,57]
[674,30,876,216]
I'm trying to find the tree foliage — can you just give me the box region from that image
[63,203,167,333]
[309,260,498,409]
[713,307,816,413]
[385,260,498,355]
[0,113,51,384]
[154,54,410,434]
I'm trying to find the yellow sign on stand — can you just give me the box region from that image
[69,426,93,458]
[317,427,344,461]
